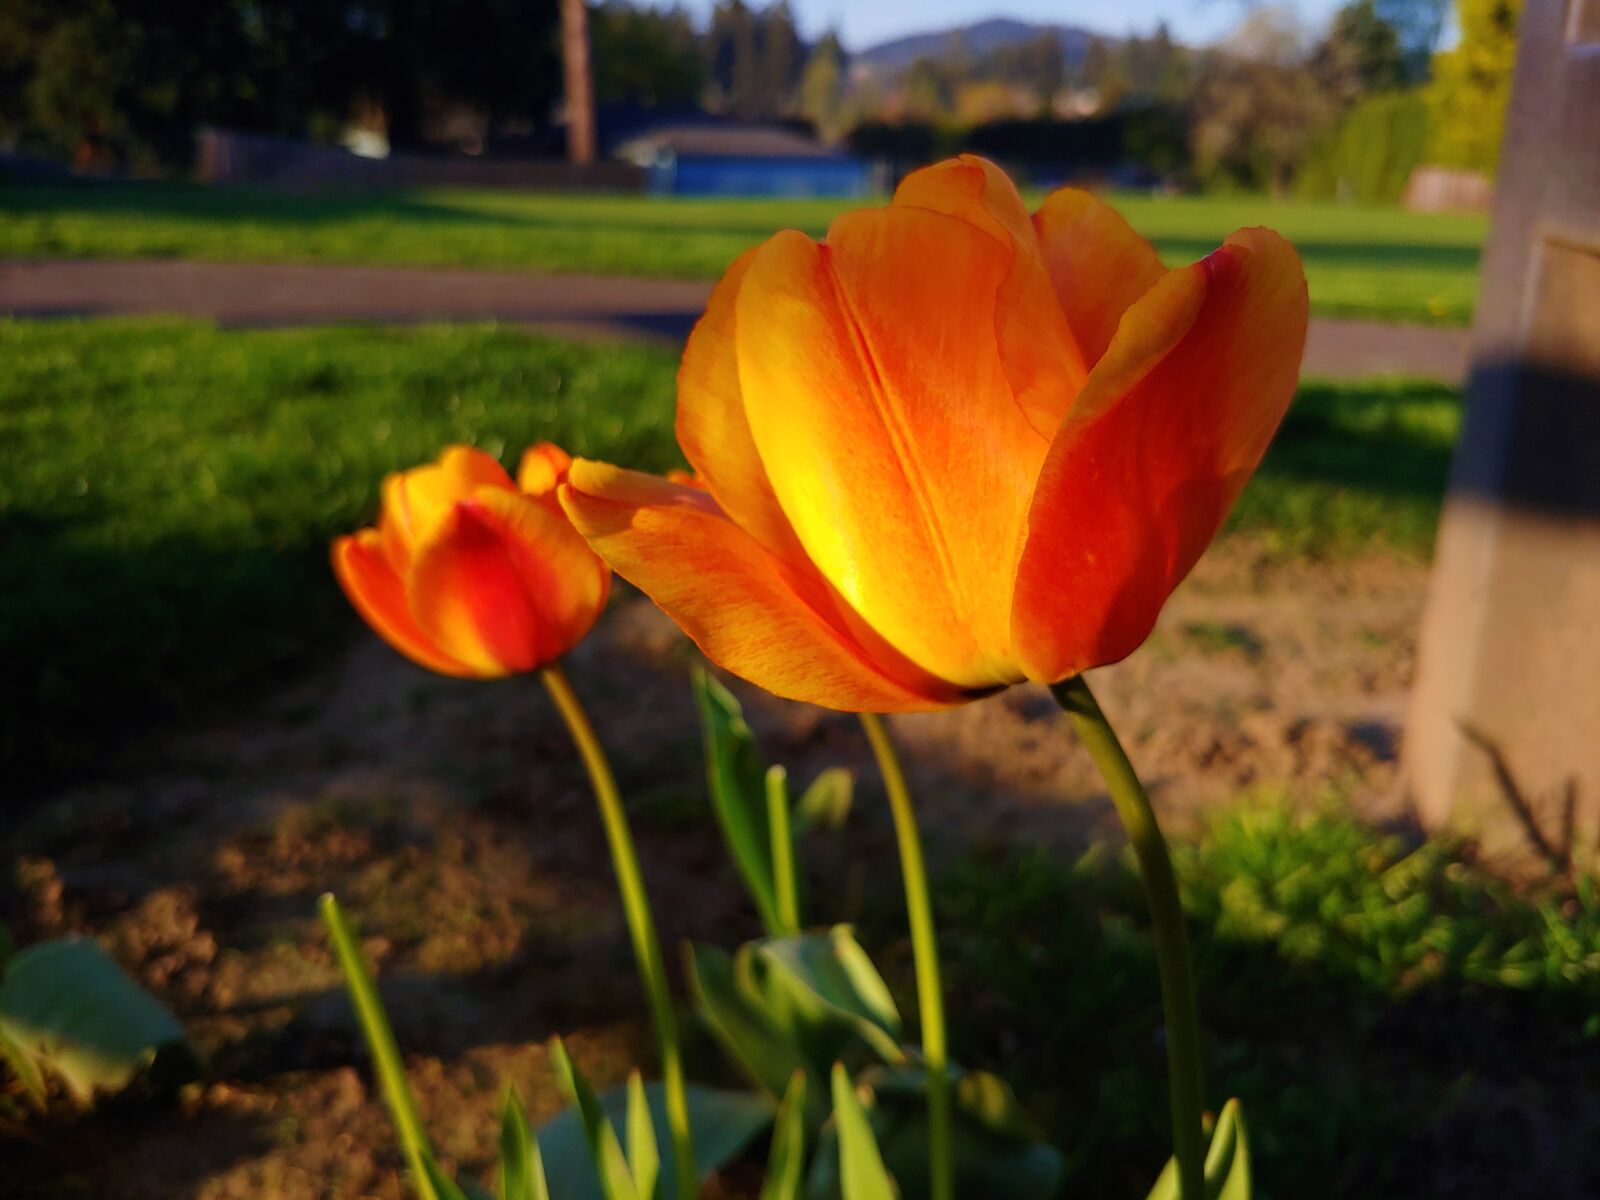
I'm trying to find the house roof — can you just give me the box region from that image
[616,122,839,162]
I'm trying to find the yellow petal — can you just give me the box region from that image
[561,462,961,712]
[734,212,1048,689]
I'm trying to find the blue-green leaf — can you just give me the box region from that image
[548,1040,639,1200]
[831,1064,898,1200]
[694,668,784,935]
[750,928,905,1068]
[625,1071,660,1200]
[759,1072,809,1200]
[0,937,187,1106]
[500,1088,549,1200]
[794,769,854,834]
[1144,1098,1251,1200]
[687,942,810,1099]
[538,1080,774,1200]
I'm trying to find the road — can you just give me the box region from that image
[0,259,1472,382]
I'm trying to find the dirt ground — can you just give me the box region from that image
[2,538,1429,1199]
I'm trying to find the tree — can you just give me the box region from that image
[1191,9,1338,193]
[591,2,704,108]
[1425,0,1522,172]
[1311,0,1406,104]
[560,0,595,162]
[799,31,846,141]
[1375,0,1452,78]
[0,0,564,167]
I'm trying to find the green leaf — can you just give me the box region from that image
[750,928,905,1070]
[1143,1098,1252,1200]
[694,667,784,935]
[548,1040,639,1200]
[831,1064,898,1200]
[1206,1099,1250,1200]
[794,769,854,834]
[625,1071,660,1200]
[321,895,467,1200]
[0,937,186,1106]
[500,1088,549,1200]
[537,1080,774,1200]
[687,942,810,1099]
[759,1072,809,1200]
[0,1017,46,1108]
[855,1065,1063,1200]
[690,929,904,1107]
[0,925,15,972]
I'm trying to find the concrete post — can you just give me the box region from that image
[1405,0,1600,858]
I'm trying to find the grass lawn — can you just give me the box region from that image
[933,800,1600,1198]
[0,179,1484,325]
[0,317,1457,779]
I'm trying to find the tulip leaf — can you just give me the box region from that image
[321,894,468,1200]
[760,1072,809,1200]
[625,1071,660,1200]
[749,928,905,1070]
[694,667,786,936]
[501,1088,550,1200]
[841,1064,1063,1200]
[831,1064,898,1200]
[549,1040,639,1200]
[0,937,187,1107]
[536,1079,774,1200]
[1143,1098,1251,1200]
[794,769,854,834]
[687,942,812,1099]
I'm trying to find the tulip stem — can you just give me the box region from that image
[1052,676,1205,1200]
[858,712,952,1200]
[541,663,696,1200]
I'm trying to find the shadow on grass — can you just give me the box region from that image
[2,366,1462,791]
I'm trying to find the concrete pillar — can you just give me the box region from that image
[1404,0,1600,859]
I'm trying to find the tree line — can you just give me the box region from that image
[0,0,1523,195]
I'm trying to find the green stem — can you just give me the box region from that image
[1053,676,1205,1200]
[858,712,952,1200]
[766,766,802,934]
[319,893,449,1200]
[542,663,697,1200]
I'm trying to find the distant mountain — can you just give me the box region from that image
[854,17,1101,72]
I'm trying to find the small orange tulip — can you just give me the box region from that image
[333,443,610,677]
[561,156,1308,712]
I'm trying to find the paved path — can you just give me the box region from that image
[0,259,1471,383]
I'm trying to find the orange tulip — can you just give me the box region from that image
[333,443,610,677]
[561,156,1307,712]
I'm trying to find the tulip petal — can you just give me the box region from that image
[1033,188,1168,366]
[461,484,610,661]
[407,489,577,676]
[893,155,1088,434]
[675,248,811,564]
[381,444,515,566]
[332,529,475,677]
[517,442,574,497]
[735,213,1048,689]
[561,462,962,712]
[1012,228,1308,682]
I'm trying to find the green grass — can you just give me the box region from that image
[930,798,1600,1199]
[0,179,1484,325]
[0,316,1457,780]
[0,318,680,777]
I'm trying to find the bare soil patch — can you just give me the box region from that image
[2,540,1428,1199]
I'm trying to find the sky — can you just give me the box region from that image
[671,0,1351,52]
